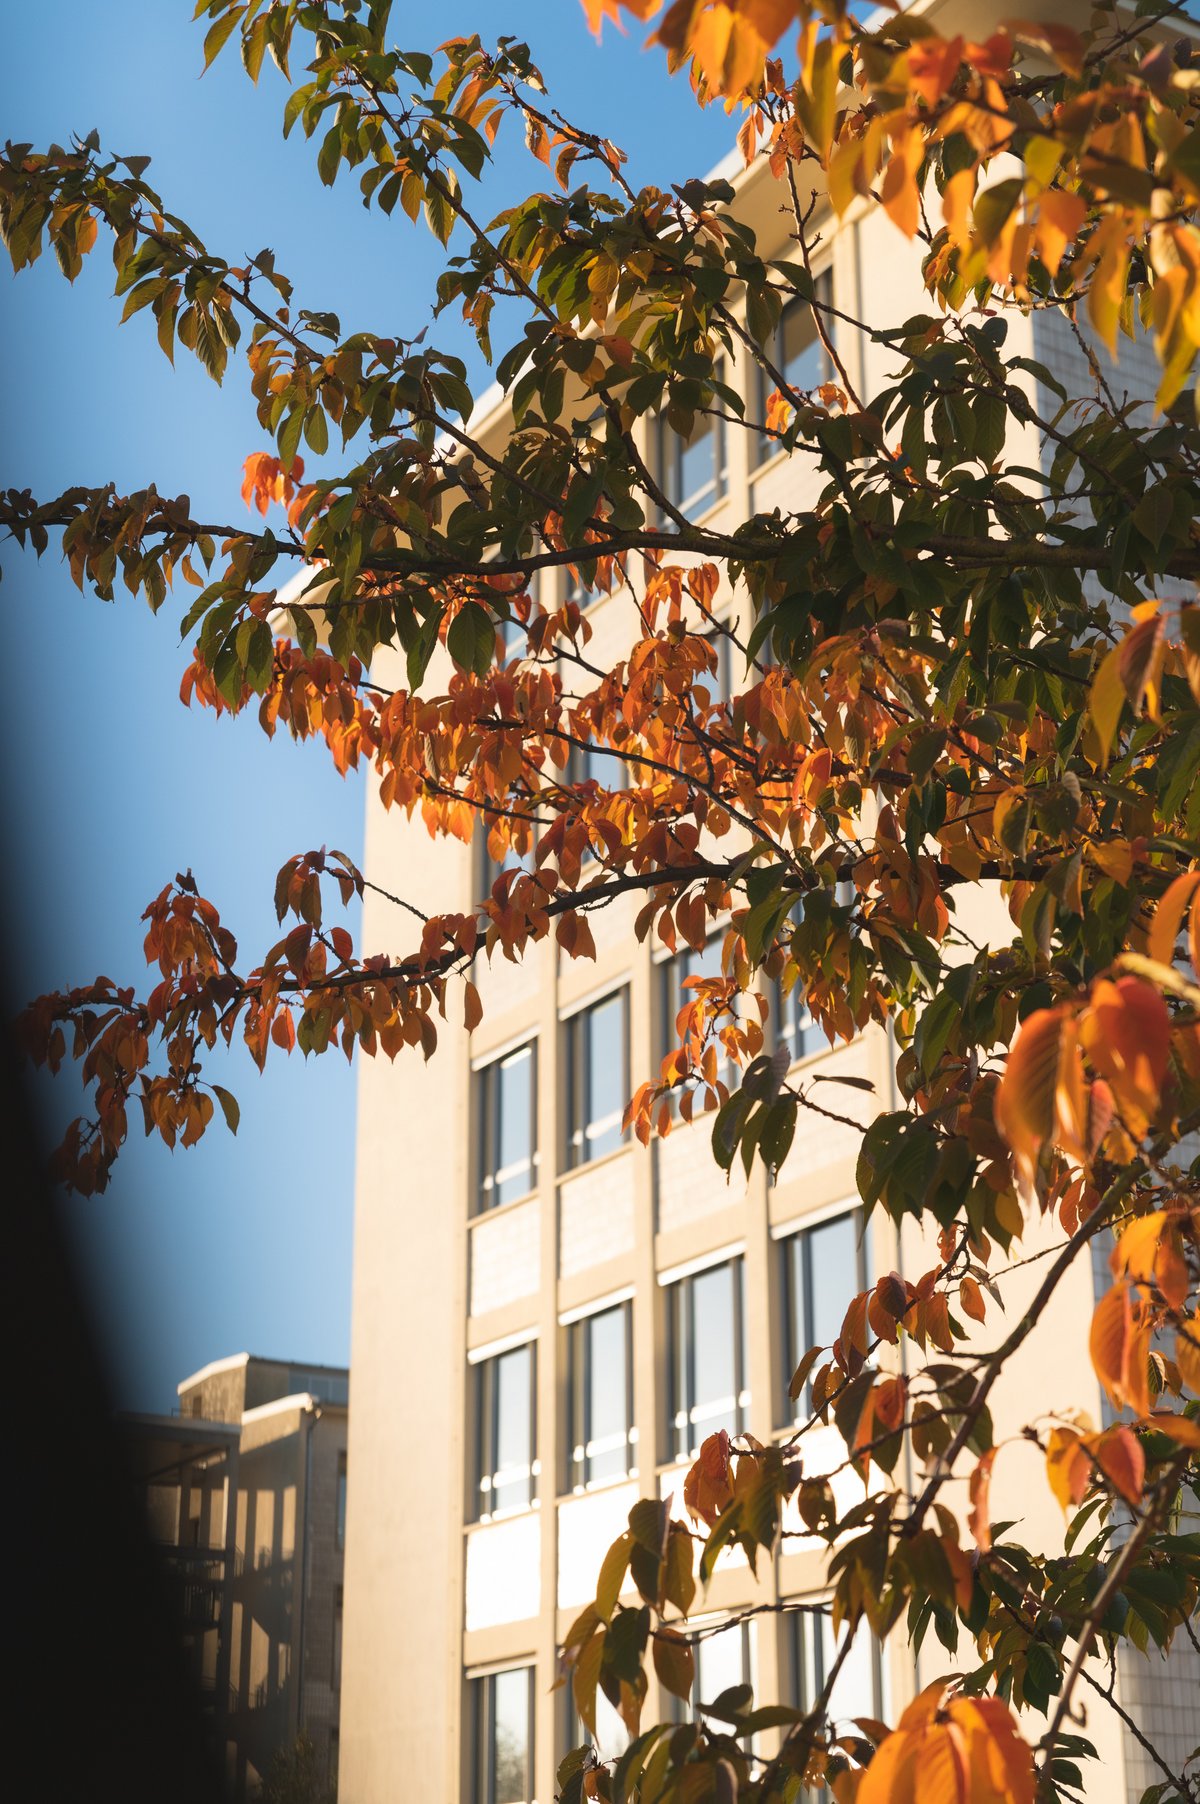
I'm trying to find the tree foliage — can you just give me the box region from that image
[5,0,1200,1798]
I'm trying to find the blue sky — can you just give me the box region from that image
[0,2,733,1409]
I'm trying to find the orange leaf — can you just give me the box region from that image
[682,1430,734,1527]
[994,1005,1084,1196]
[1147,871,1200,969]
[1090,1281,1153,1416]
[858,1683,1034,1804]
[1177,1312,1200,1395]
[968,1448,996,1551]
[1090,1423,1145,1506]
[959,1275,986,1323]
[1079,976,1170,1138]
[1046,1426,1092,1513]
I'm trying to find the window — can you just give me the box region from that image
[335,1452,347,1552]
[775,979,825,1065]
[472,1666,535,1804]
[670,1618,756,1729]
[474,1342,538,1520]
[565,990,629,1168]
[477,1042,538,1212]
[568,1675,628,1762]
[696,1618,754,1711]
[774,883,857,1064]
[329,1726,339,1791]
[754,273,834,468]
[568,1300,636,1490]
[702,623,735,711]
[332,1584,343,1688]
[781,1207,869,1420]
[667,1256,750,1461]
[793,1608,881,1750]
[660,403,728,520]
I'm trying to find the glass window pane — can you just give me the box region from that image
[806,1214,860,1354]
[690,1263,737,1437]
[819,1615,877,1735]
[492,1668,531,1804]
[586,1305,628,1483]
[697,1622,748,1705]
[585,994,625,1160]
[495,1046,534,1207]
[492,1345,533,1513]
[779,299,830,394]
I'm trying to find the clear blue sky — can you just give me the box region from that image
[0,2,733,1410]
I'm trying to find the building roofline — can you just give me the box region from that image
[176,1352,350,1396]
[241,1391,347,1425]
[176,1351,251,1395]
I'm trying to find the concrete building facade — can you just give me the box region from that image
[337,6,1200,1797]
[128,1353,350,1799]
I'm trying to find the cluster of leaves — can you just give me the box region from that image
[5,0,1200,1799]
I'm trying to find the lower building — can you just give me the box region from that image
[125,1352,349,1799]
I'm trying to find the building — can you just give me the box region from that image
[126,1353,349,1800]
[337,3,1200,1799]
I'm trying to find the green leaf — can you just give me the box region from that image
[212,1085,240,1134]
[595,1533,630,1623]
[202,5,246,69]
[446,601,494,677]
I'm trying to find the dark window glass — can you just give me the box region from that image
[477,1042,538,1211]
[332,1584,343,1688]
[660,406,728,521]
[783,1208,869,1419]
[793,1607,881,1782]
[473,1666,535,1804]
[475,1342,537,1520]
[667,1258,750,1461]
[568,1301,635,1489]
[566,991,629,1168]
[754,272,834,468]
[702,625,735,710]
[335,1452,347,1551]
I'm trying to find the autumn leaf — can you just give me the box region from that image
[1090,1281,1153,1417]
[1046,1425,1092,1513]
[682,1430,735,1527]
[1079,976,1170,1138]
[858,1683,1035,1804]
[994,1006,1086,1196]
[967,1448,996,1552]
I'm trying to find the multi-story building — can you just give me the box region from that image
[127,1353,350,1799]
[337,4,1199,1798]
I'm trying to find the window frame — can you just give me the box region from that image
[475,1039,539,1215]
[564,988,630,1170]
[473,1340,539,1522]
[471,1664,536,1804]
[666,1255,751,1463]
[780,1204,870,1422]
[753,268,835,471]
[566,1298,637,1492]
